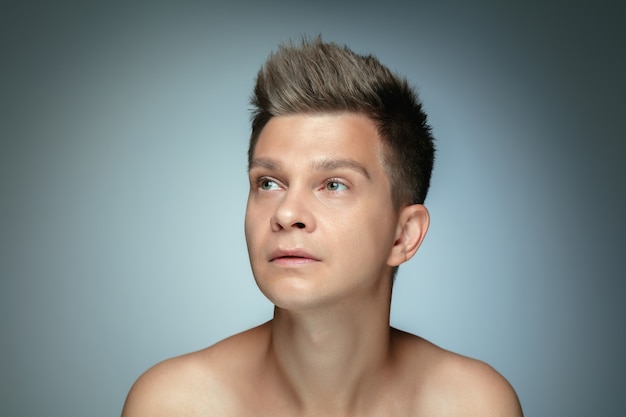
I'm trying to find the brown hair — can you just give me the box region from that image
[249,36,435,207]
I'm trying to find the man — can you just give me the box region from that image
[122,37,523,416]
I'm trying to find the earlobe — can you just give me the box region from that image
[387,204,430,267]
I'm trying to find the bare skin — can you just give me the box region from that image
[122,113,523,417]
[122,324,521,416]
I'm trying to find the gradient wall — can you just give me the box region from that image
[1,2,624,416]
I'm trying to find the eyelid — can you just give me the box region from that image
[323,178,350,191]
[255,175,282,191]
[250,173,350,192]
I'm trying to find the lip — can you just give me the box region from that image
[269,248,320,265]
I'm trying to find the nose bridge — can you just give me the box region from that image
[272,182,313,231]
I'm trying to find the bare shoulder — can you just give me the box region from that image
[121,323,270,417]
[393,329,523,417]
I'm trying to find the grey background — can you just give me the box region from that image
[1,1,624,416]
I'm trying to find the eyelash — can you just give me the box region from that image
[253,176,349,192]
[256,177,280,191]
[323,178,348,192]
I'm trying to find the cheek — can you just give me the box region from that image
[244,203,259,249]
[357,208,397,257]
[329,208,390,251]
[244,201,273,261]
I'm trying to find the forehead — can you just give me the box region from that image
[251,113,384,170]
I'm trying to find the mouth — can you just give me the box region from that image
[269,249,320,264]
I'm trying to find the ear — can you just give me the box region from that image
[387,204,430,267]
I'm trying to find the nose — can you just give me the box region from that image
[271,188,315,232]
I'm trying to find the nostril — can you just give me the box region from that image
[294,222,305,229]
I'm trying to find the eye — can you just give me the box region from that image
[259,178,280,191]
[325,180,348,192]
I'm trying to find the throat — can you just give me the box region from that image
[268,309,392,410]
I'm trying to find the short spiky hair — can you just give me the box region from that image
[249,37,435,207]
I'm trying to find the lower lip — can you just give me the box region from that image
[271,257,318,266]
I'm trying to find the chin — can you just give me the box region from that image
[254,275,335,312]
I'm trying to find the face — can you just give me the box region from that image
[245,113,404,311]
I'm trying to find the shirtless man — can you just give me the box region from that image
[122,37,523,417]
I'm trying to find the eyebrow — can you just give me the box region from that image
[249,157,371,179]
[248,158,280,172]
[312,158,371,179]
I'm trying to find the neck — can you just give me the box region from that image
[268,292,394,414]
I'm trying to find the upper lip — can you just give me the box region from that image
[269,248,320,261]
